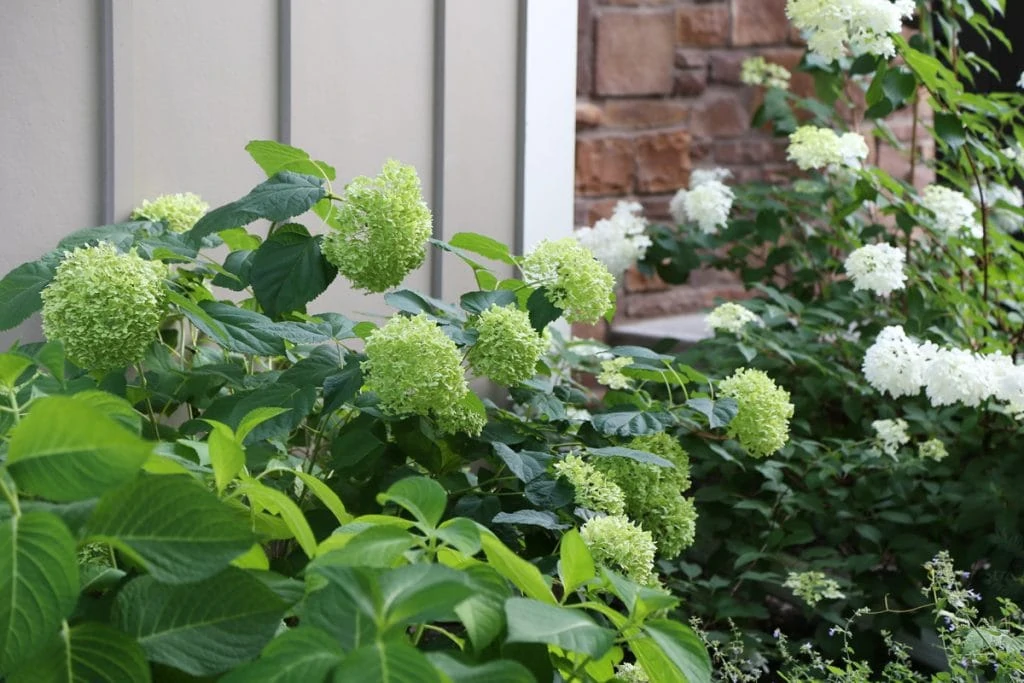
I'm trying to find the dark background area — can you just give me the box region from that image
[957,1,1023,92]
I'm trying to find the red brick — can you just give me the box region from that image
[713,139,776,165]
[578,0,595,95]
[676,4,731,48]
[600,0,673,5]
[624,267,670,293]
[732,0,789,46]
[575,135,636,196]
[595,9,676,96]
[675,48,709,69]
[635,129,692,193]
[674,70,708,96]
[690,91,750,138]
[709,52,746,85]
[603,100,691,129]
[759,47,815,97]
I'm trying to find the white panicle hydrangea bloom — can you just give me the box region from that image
[920,185,981,238]
[872,418,910,456]
[924,348,992,408]
[862,325,934,398]
[669,169,735,234]
[706,302,761,335]
[843,243,907,297]
[974,184,1024,233]
[993,359,1024,416]
[740,57,792,89]
[787,126,868,171]
[574,201,653,281]
[787,0,915,62]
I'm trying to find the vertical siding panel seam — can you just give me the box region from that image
[430,0,446,298]
[278,0,292,144]
[513,0,528,258]
[101,0,115,224]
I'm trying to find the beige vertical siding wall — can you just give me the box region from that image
[0,0,528,347]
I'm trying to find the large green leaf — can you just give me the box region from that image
[187,172,327,243]
[377,563,474,629]
[491,444,551,484]
[219,627,344,683]
[113,569,290,676]
[591,410,669,437]
[0,512,79,673]
[0,260,54,331]
[504,598,615,659]
[633,620,712,683]
[200,382,316,444]
[84,474,254,584]
[0,352,32,389]
[194,301,334,357]
[251,225,337,318]
[303,565,379,651]
[332,642,443,683]
[238,479,317,559]
[448,232,515,264]
[246,140,337,180]
[480,533,555,604]
[559,528,595,595]
[7,623,150,683]
[7,396,152,502]
[454,564,511,652]
[427,653,535,683]
[377,477,448,530]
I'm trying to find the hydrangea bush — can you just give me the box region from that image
[634,0,1024,676]
[0,135,802,680]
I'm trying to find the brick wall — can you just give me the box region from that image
[574,0,932,331]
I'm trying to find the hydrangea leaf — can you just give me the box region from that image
[504,597,615,659]
[250,224,337,319]
[245,140,337,181]
[7,623,151,683]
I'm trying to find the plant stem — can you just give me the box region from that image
[0,474,21,517]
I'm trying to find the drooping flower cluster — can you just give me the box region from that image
[593,432,697,558]
[574,201,653,281]
[669,168,736,234]
[918,438,949,462]
[872,418,910,456]
[740,56,791,89]
[466,304,546,386]
[362,313,482,435]
[580,514,658,586]
[783,570,846,607]
[41,243,167,373]
[920,185,981,238]
[322,160,432,293]
[862,325,935,399]
[131,192,209,233]
[843,243,907,297]
[787,126,869,171]
[718,368,794,458]
[553,455,627,516]
[786,0,916,62]
[706,301,762,335]
[975,184,1024,233]
[520,238,615,324]
[597,356,633,390]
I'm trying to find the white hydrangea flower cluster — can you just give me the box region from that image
[705,302,762,335]
[786,0,915,62]
[872,418,910,456]
[974,184,1024,233]
[787,126,869,171]
[918,438,948,462]
[574,201,653,281]
[863,326,1024,415]
[843,243,906,297]
[740,57,791,89]
[669,168,735,234]
[920,185,981,239]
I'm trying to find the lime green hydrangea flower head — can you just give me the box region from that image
[41,243,167,372]
[467,304,546,386]
[597,356,633,390]
[323,160,432,293]
[362,313,479,434]
[131,192,209,233]
[717,368,794,458]
[614,663,649,683]
[434,400,487,438]
[593,433,697,558]
[520,238,615,324]
[580,514,657,586]
[553,455,626,515]
[783,570,845,607]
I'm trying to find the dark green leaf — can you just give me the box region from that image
[524,476,573,509]
[492,510,568,531]
[84,474,254,584]
[220,626,344,683]
[686,397,739,429]
[934,112,966,149]
[504,598,615,658]
[492,443,551,483]
[8,623,151,683]
[427,653,535,683]
[460,289,518,316]
[332,642,443,683]
[591,410,667,437]
[113,569,289,676]
[211,250,256,291]
[0,512,79,673]
[0,260,54,331]
[525,288,562,332]
[251,225,337,318]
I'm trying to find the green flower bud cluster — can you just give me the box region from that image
[41,243,167,373]
[594,432,697,559]
[597,356,633,390]
[580,514,657,586]
[362,313,482,435]
[467,304,546,386]
[323,160,432,293]
[131,192,208,233]
[613,663,650,683]
[783,570,845,607]
[717,368,794,458]
[520,238,615,324]
[553,455,627,516]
